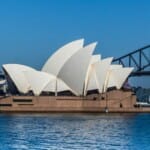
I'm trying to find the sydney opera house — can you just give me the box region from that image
[0,39,138,112]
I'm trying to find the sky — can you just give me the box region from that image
[0,0,149,87]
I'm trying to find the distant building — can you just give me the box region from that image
[134,87,150,102]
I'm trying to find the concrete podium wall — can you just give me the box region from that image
[0,90,138,113]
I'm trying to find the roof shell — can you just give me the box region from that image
[106,65,122,88]
[84,54,101,95]
[43,78,72,93]
[42,39,84,76]
[2,64,35,94]
[58,42,97,95]
[107,67,133,89]
[23,70,56,95]
[94,57,113,93]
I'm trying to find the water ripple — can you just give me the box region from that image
[0,113,150,150]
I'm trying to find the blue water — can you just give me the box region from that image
[0,113,150,150]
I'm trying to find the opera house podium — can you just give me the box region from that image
[0,39,140,113]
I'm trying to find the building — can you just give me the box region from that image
[0,39,139,113]
[2,39,133,97]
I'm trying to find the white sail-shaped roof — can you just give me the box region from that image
[23,70,55,96]
[58,42,97,96]
[3,64,67,95]
[2,39,134,96]
[42,39,84,76]
[43,78,56,92]
[107,67,133,89]
[86,68,99,91]
[106,65,123,88]
[2,64,35,94]
[109,64,122,70]
[43,78,72,93]
[90,55,101,64]
[94,57,113,93]
[84,55,101,95]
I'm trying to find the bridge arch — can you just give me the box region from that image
[113,45,150,76]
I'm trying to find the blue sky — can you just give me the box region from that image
[0,0,149,87]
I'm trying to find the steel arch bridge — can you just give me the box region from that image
[113,45,150,77]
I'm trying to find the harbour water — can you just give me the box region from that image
[0,113,150,150]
